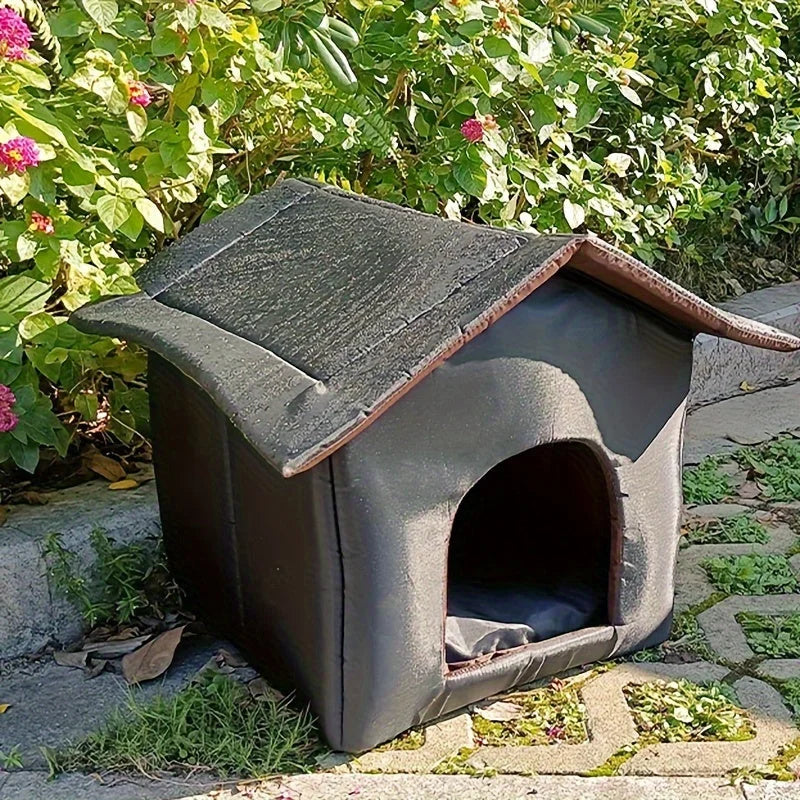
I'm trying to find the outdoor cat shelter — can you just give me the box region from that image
[72,179,800,753]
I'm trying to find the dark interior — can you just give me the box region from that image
[445,442,615,667]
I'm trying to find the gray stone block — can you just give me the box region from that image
[691,281,800,409]
[0,481,160,659]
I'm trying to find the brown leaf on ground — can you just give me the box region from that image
[216,647,248,668]
[54,650,90,669]
[19,490,48,505]
[85,659,109,679]
[472,699,525,722]
[85,635,153,659]
[84,452,127,482]
[122,625,186,684]
[0,506,7,525]
[737,480,762,499]
[248,677,284,703]
[108,478,139,491]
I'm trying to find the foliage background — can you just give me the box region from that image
[1,0,799,473]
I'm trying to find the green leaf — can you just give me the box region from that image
[16,232,38,261]
[18,312,56,340]
[152,28,183,57]
[0,171,31,206]
[563,199,585,229]
[96,194,133,232]
[468,66,492,96]
[529,94,559,130]
[619,84,641,106]
[483,35,513,59]
[82,0,118,28]
[8,437,40,473]
[61,162,96,200]
[135,198,165,233]
[252,0,281,10]
[453,159,487,197]
[0,276,49,317]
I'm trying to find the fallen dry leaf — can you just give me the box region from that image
[248,677,284,703]
[0,506,7,526]
[0,703,10,714]
[85,659,109,679]
[472,699,525,722]
[85,452,126,482]
[737,481,762,500]
[108,478,139,491]
[739,380,757,393]
[19,490,48,505]
[216,647,248,668]
[54,650,89,670]
[122,625,186,684]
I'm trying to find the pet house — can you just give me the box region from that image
[72,179,800,752]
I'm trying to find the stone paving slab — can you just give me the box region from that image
[0,772,768,800]
[675,523,797,612]
[699,596,800,665]
[350,714,473,774]
[683,382,800,465]
[622,675,796,776]
[0,637,222,768]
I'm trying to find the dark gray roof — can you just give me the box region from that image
[72,179,800,475]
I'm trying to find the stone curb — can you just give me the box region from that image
[2,771,790,800]
[0,481,160,658]
[674,522,796,613]
[689,280,800,409]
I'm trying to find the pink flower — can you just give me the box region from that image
[0,406,18,432]
[0,385,15,407]
[0,7,32,61]
[29,211,54,234]
[128,81,152,107]
[461,118,484,143]
[0,136,40,173]
[0,385,17,433]
[186,0,197,5]
[546,724,566,740]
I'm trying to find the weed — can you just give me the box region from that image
[624,680,755,743]
[471,682,587,746]
[683,458,731,505]
[738,613,800,658]
[432,747,497,777]
[42,529,181,628]
[777,680,800,720]
[46,672,319,778]
[375,728,426,751]
[682,515,769,548]
[703,554,799,595]
[736,438,800,501]
[0,746,23,770]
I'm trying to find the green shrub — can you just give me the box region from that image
[1,0,800,472]
[683,458,731,505]
[738,612,800,658]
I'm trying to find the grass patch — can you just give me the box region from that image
[624,680,755,743]
[683,458,731,505]
[375,728,425,751]
[46,672,320,778]
[736,437,800,502]
[703,554,799,595]
[43,528,181,628]
[682,515,769,548]
[738,613,800,658]
[471,682,587,746]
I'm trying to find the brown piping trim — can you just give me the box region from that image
[283,237,800,476]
